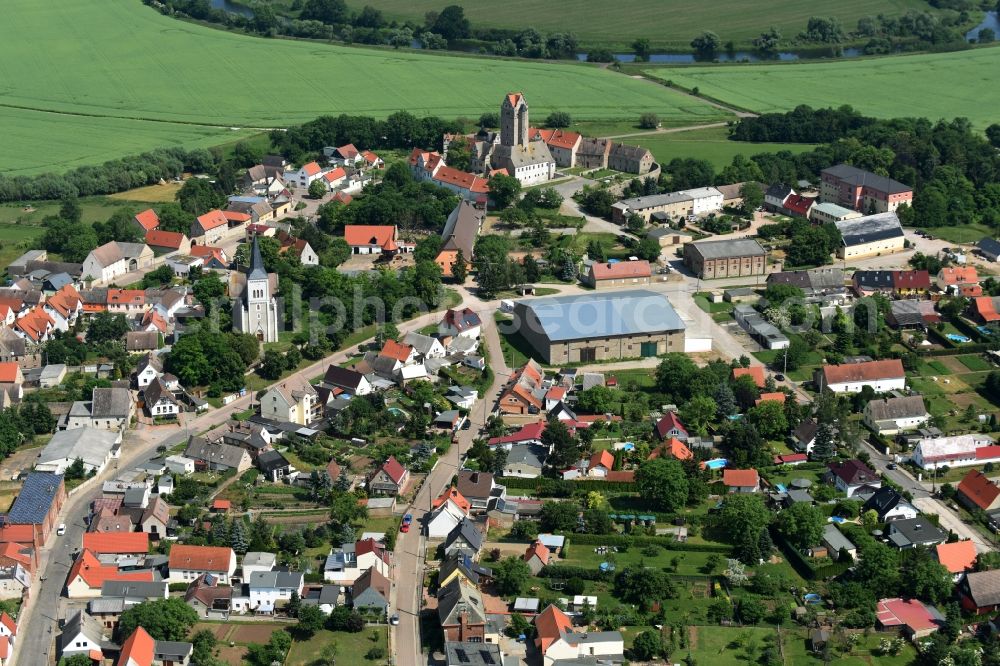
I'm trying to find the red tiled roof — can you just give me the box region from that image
[591,260,651,281]
[655,412,687,439]
[0,363,20,384]
[333,192,353,204]
[168,544,234,572]
[82,532,148,555]
[68,550,155,589]
[223,210,251,223]
[433,166,490,193]
[977,445,1000,460]
[433,487,470,513]
[958,469,1000,510]
[973,297,1000,322]
[344,225,397,248]
[774,453,808,465]
[960,285,984,297]
[827,459,878,486]
[212,499,231,510]
[0,612,16,637]
[784,194,815,216]
[821,359,905,386]
[144,229,186,249]
[118,626,155,666]
[935,540,977,574]
[134,209,160,232]
[939,266,979,285]
[649,437,692,461]
[733,366,765,387]
[534,604,572,654]
[0,637,8,660]
[380,339,413,363]
[893,270,930,290]
[189,245,227,265]
[14,308,53,341]
[524,540,550,565]
[379,456,407,485]
[323,167,346,182]
[107,289,145,307]
[488,421,546,446]
[336,144,359,159]
[195,209,228,232]
[302,161,322,176]
[506,92,524,108]
[0,524,38,545]
[723,469,759,488]
[362,151,380,164]
[755,392,786,405]
[605,470,636,483]
[589,450,614,471]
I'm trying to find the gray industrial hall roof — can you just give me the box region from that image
[689,238,766,259]
[516,290,685,342]
[836,212,903,247]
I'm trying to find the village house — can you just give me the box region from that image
[863,487,918,522]
[959,569,1000,614]
[190,209,229,245]
[935,540,978,579]
[343,225,410,256]
[368,456,409,496]
[82,242,154,285]
[436,200,484,278]
[456,470,506,514]
[611,187,723,224]
[59,610,114,662]
[249,570,304,612]
[132,209,160,235]
[437,578,487,643]
[168,545,237,584]
[835,213,905,260]
[826,459,881,497]
[723,469,760,493]
[608,142,654,174]
[499,360,545,415]
[523,540,550,575]
[65,549,155,598]
[875,598,942,639]
[144,230,191,256]
[142,377,180,419]
[529,128,582,167]
[936,266,980,295]
[444,518,484,559]
[887,517,946,549]
[957,469,1000,512]
[816,359,906,393]
[259,375,319,426]
[534,604,623,666]
[285,161,324,189]
[912,434,999,470]
[863,396,930,435]
[183,437,252,473]
[352,566,391,614]
[584,260,652,290]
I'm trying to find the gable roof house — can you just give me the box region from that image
[444,518,485,559]
[436,201,484,277]
[438,553,493,588]
[863,396,929,435]
[585,260,652,290]
[142,377,179,419]
[875,597,942,640]
[535,603,624,666]
[439,307,483,341]
[503,442,547,479]
[344,225,407,256]
[887,517,947,549]
[456,470,506,513]
[723,469,760,493]
[183,437,252,473]
[523,540,551,575]
[65,549,155,598]
[168,545,237,584]
[190,209,229,245]
[936,266,980,295]
[351,566,391,613]
[185,574,233,620]
[863,487,918,522]
[912,434,998,470]
[959,569,1000,614]
[82,242,154,285]
[935,540,978,579]
[259,375,318,426]
[957,469,1000,512]
[654,411,688,442]
[437,577,487,643]
[827,459,881,497]
[59,609,114,662]
[133,352,163,390]
[368,456,409,496]
[427,496,471,540]
[499,360,545,415]
[816,359,906,394]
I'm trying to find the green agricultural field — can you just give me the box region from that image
[634,126,816,169]
[0,0,730,175]
[342,0,937,50]
[645,46,1000,130]
[0,106,256,176]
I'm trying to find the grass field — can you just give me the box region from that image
[0,0,731,175]
[342,0,938,50]
[634,126,816,169]
[645,46,1000,130]
[108,182,184,203]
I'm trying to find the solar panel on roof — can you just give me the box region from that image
[456,648,469,663]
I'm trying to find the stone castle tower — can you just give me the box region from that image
[500,92,528,148]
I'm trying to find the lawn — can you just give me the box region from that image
[958,354,992,372]
[0,223,46,274]
[1,0,731,175]
[108,182,184,203]
[340,0,940,50]
[645,45,1000,130]
[782,628,916,666]
[921,223,995,245]
[285,628,388,666]
[686,626,781,666]
[632,126,816,170]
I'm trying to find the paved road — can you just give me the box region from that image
[14,296,463,666]
[858,439,996,554]
[391,301,510,666]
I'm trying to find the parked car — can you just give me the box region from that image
[57,524,66,536]
[390,614,400,626]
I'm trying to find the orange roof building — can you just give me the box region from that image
[193,209,228,234]
[433,487,471,513]
[733,366,765,388]
[588,450,614,473]
[344,225,399,253]
[588,260,652,285]
[723,469,760,491]
[380,339,414,363]
[81,532,149,555]
[957,469,1000,511]
[935,540,978,574]
[649,437,693,461]
[14,307,54,342]
[534,604,573,655]
[133,209,160,232]
[167,544,236,581]
[118,626,155,666]
[66,550,155,596]
[144,229,187,250]
[755,392,787,405]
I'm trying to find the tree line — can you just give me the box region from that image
[727,104,1000,228]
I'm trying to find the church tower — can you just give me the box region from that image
[500,92,528,147]
[235,236,279,343]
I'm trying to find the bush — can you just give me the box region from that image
[366,647,386,660]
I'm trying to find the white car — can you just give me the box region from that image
[56,524,66,536]
[389,614,400,626]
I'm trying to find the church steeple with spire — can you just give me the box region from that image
[234,235,279,342]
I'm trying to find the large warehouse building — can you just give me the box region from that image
[511,290,686,364]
